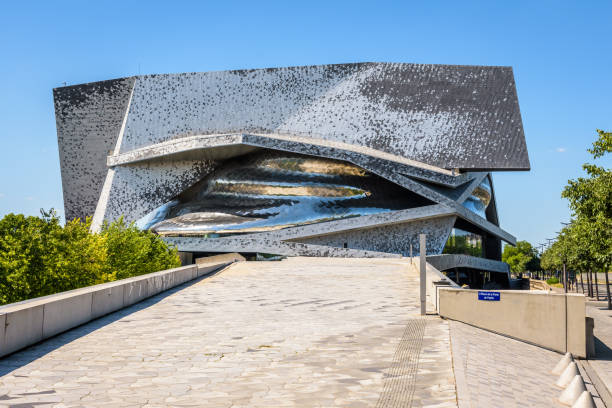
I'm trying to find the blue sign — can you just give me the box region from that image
[478,291,501,301]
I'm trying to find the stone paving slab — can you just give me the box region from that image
[449,320,581,408]
[412,318,457,408]
[587,304,612,401]
[0,257,456,407]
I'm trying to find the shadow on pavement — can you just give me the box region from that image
[0,275,211,377]
[594,336,612,362]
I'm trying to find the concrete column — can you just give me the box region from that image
[178,252,194,266]
[420,234,426,315]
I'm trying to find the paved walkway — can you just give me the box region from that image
[2,257,603,407]
[449,320,575,407]
[0,258,456,407]
[587,303,612,402]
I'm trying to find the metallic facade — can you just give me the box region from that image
[53,62,530,285]
[143,152,430,236]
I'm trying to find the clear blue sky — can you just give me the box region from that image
[0,0,610,249]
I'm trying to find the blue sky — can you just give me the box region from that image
[0,0,610,249]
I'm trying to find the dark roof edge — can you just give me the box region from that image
[52,62,515,91]
[53,76,137,92]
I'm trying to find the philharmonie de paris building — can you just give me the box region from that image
[53,62,530,289]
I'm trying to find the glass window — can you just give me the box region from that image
[443,228,484,257]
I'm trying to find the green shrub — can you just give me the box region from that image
[0,212,54,304]
[101,217,180,280]
[0,210,180,305]
[546,277,560,285]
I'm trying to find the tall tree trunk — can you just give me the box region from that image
[588,270,593,297]
[580,272,584,295]
[605,266,611,310]
[575,272,578,293]
[595,270,600,301]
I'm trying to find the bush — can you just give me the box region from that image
[101,217,180,280]
[0,210,180,305]
[546,277,560,285]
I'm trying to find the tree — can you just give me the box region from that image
[0,210,107,304]
[541,221,592,290]
[101,217,180,280]
[0,210,180,305]
[561,129,611,308]
[502,240,539,276]
[588,129,612,158]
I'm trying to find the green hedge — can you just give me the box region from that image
[546,277,560,285]
[0,210,180,305]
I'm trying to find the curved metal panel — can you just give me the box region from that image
[462,176,491,218]
[142,152,433,236]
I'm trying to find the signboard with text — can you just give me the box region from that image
[478,291,500,301]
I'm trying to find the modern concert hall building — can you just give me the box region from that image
[54,62,530,288]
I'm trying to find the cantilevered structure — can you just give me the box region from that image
[54,62,529,288]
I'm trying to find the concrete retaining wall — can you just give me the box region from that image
[529,279,552,291]
[438,288,587,357]
[423,260,459,312]
[0,259,234,358]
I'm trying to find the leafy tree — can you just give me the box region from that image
[0,210,180,305]
[562,132,612,270]
[101,217,180,280]
[0,210,106,303]
[41,214,109,294]
[526,252,541,272]
[0,212,50,303]
[502,240,539,275]
[543,130,612,307]
[540,242,560,272]
[588,129,612,158]
[541,222,581,280]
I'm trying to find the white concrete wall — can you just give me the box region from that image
[438,288,587,357]
[0,259,234,358]
[424,261,459,313]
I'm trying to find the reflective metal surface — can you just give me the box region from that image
[462,177,491,218]
[140,152,430,236]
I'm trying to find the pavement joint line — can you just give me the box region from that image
[447,318,461,408]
